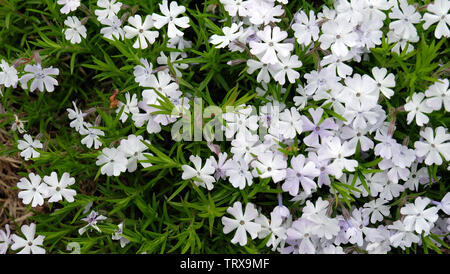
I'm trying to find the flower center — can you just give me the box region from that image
[139,29,144,33]
[56,186,61,192]
[240,220,245,225]
[268,42,274,47]
[267,167,272,172]
[35,73,45,79]
[28,241,33,246]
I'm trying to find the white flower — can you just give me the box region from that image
[210,23,243,48]
[17,134,42,160]
[388,220,420,249]
[270,54,302,85]
[142,70,180,100]
[124,15,159,49]
[152,0,190,38]
[17,173,48,207]
[292,10,319,46]
[96,147,128,176]
[251,151,287,183]
[246,59,272,83]
[43,172,77,203]
[118,134,152,172]
[305,206,339,244]
[0,59,18,88]
[181,155,216,190]
[0,225,11,254]
[20,64,59,92]
[249,26,293,65]
[422,0,450,39]
[318,137,358,178]
[112,222,130,248]
[67,101,86,132]
[277,107,303,139]
[319,18,359,57]
[224,158,253,189]
[425,79,449,111]
[221,202,262,246]
[79,123,104,149]
[156,51,188,78]
[342,73,378,107]
[404,93,433,126]
[400,197,439,235]
[64,16,87,44]
[100,16,125,40]
[414,126,450,166]
[134,58,153,86]
[57,0,80,14]
[230,132,262,164]
[95,0,122,21]
[222,106,258,139]
[371,67,395,99]
[255,210,287,251]
[388,0,421,39]
[116,92,139,123]
[286,218,318,254]
[78,211,107,235]
[320,53,353,78]
[387,29,419,55]
[362,198,390,224]
[221,0,249,17]
[11,223,45,254]
[439,192,450,215]
[11,114,26,134]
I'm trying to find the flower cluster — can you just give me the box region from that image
[2,0,449,254]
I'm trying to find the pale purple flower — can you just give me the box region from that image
[301,107,337,147]
[283,154,320,196]
[20,64,59,92]
[78,210,107,235]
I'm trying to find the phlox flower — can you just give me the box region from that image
[11,223,45,254]
[43,172,77,203]
[318,137,358,178]
[0,59,18,88]
[20,64,59,92]
[0,225,11,254]
[124,15,159,49]
[17,173,48,208]
[414,126,450,166]
[221,202,262,246]
[181,155,216,190]
[79,211,107,235]
[210,23,243,48]
[401,197,439,235]
[57,0,80,14]
[96,147,128,176]
[95,0,122,21]
[249,26,293,65]
[152,0,190,38]
[422,0,450,39]
[17,134,42,160]
[64,16,87,44]
[404,93,432,126]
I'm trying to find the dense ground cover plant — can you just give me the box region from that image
[0,0,449,254]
